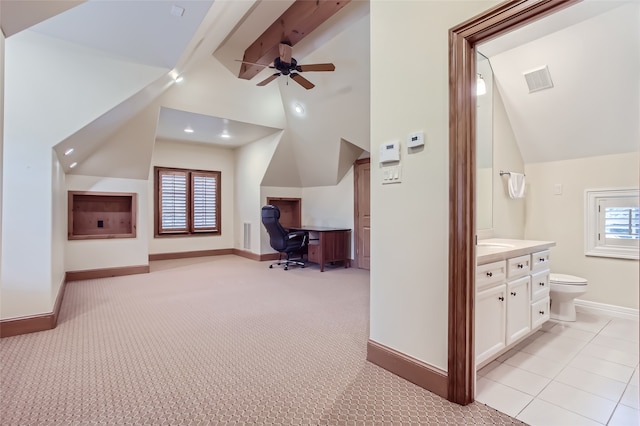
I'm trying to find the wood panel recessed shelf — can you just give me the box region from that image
[266,197,301,229]
[68,191,137,240]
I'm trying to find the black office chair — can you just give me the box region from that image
[261,205,308,270]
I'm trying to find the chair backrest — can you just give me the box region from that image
[261,205,288,251]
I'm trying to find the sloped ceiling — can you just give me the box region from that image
[480,1,639,164]
[4,0,370,187]
[6,0,634,187]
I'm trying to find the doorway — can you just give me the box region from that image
[447,0,582,405]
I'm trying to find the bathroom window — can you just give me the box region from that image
[585,189,639,260]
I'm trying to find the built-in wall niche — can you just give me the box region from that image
[68,191,137,240]
[266,197,301,229]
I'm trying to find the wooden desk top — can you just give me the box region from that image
[290,226,351,232]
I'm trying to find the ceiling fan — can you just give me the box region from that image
[240,42,335,90]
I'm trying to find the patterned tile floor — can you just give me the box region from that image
[477,312,639,425]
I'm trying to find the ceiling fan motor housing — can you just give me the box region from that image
[273,57,297,75]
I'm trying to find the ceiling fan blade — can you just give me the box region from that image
[290,73,315,90]
[257,73,281,86]
[296,63,335,72]
[234,59,275,68]
[279,42,292,64]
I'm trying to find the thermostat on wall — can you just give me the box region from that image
[379,141,400,163]
[408,131,425,148]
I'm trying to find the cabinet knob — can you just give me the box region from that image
[539,310,545,315]
[539,282,545,286]
[510,291,517,296]
[486,272,493,277]
[539,258,545,262]
[498,296,504,301]
[517,263,524,269]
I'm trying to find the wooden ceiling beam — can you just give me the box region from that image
[238,0,351,81]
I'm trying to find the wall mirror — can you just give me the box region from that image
[476,51,494,231]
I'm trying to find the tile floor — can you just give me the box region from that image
[477,312,639,426]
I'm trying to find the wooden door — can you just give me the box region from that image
[354,158,371,270]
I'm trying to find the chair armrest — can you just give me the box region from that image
[287,231,307,240]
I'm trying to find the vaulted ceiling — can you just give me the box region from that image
[3,0,370,187]
[3,0,637,187]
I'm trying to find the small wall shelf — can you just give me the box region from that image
[68,191,137,240]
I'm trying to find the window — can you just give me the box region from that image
[155,167,221,236]
[585,189,639,260]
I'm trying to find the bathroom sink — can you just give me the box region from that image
[477,242,515,248]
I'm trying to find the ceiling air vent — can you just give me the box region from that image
[523,65,553,93]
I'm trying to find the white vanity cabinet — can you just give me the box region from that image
[476,240,555,368]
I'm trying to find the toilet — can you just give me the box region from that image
[549,273,588,321]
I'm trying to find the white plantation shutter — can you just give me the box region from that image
[598,197,639,248]
[585,189,639,260]
[160,171,188,233]
[155,167,220,236]
[192,173,217,231]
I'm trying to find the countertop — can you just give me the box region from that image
[477,238,556,265]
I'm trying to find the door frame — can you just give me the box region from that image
[447,0,581,405]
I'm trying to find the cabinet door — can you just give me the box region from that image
[507,276,531,345]
[476,284,507,366]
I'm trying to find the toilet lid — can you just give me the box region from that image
[550,273,587,285]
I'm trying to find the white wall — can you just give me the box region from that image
[1,26,169,320]
[234,132,282,254]
[370,1,499,371]
[51,153,66,299]
[65,175,149,271]
[524,152,639,310]
[0,9,4,299]
[301,168,356,258]
[148,139,235,255]
[492,86,526,239]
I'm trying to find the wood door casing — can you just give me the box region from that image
[354,158,371,270]
[448,0,581,405]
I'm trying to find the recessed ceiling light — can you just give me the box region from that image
[221,131,230,139]
[174,75,184,83]
[294,103,305,115]
[184,126,194,133]
[69,162,78,169]
[64,148,74,156]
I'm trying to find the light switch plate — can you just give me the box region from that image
[382,165,402,184]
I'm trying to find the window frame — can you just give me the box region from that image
[154,166,221,237]
[585,188,639,260]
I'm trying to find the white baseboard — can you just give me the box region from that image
[575,299,639,321]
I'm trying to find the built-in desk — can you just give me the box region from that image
[290,226,351,272]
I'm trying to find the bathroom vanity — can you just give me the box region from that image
[476,238,556,368]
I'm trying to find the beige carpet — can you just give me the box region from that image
[0,255,523,425]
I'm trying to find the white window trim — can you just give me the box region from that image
[585,188,639,260]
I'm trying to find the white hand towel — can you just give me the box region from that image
[508,173,526,199]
